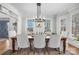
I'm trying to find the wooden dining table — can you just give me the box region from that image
[11,36,67,53]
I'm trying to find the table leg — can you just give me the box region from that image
[45,39,49,50]
[29,38,34,51]
[12,38,16,53]
[30,40,31,50]
[63,40,66,53]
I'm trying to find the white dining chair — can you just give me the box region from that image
[17,33,30,54]
[33,33,46,54]
[9,30,16,37]
[48,35,61,54]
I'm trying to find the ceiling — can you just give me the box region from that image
[10,3,79,18]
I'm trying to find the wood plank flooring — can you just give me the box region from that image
[0,38,79,55]
[68,44,79,55]
[2,48,73,55]
[0,39,7,54]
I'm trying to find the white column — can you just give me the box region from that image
[17,16,22,35]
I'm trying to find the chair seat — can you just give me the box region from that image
[17,34,30,49]
[34,34,45,48]
[48,35,60,48]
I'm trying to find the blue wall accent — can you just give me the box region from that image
[0,20,9,38]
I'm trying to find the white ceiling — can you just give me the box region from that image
[10,3,79,18]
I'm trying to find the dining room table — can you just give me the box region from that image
[11,35,67,53]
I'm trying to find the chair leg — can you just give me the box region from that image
[38,49,40,54]
[58,48,61,54]
[47,48,50,55]
[44,48,46,55]
[33,48,35,54]
[19,48,22,55]
[27,48,30,55]
[17,48,21,54]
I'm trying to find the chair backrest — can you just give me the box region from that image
[34,34,45,48]
[48,35,61,48]
[17,34,30,48]
[9,30,16,37]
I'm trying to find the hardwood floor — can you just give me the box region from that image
[0,39,7,54]
[2,48,73,55]
[0,39,10,55]
[0,39,79,55]
[67,44,79,55]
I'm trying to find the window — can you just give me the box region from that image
[72,14,79,37]
[26,19,50,32]
[44,20,50,32]
[27,20,34,31]
[61,19,66,31]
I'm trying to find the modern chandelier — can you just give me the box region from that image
[36,3,45,21]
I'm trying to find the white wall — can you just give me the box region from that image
[21,18,26,34]
[17,16,22,34]
[0,4,21,51]
[56,16,61,35]
[51,16,57,33]
[0,3,22,35]
[1,3,20,15]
